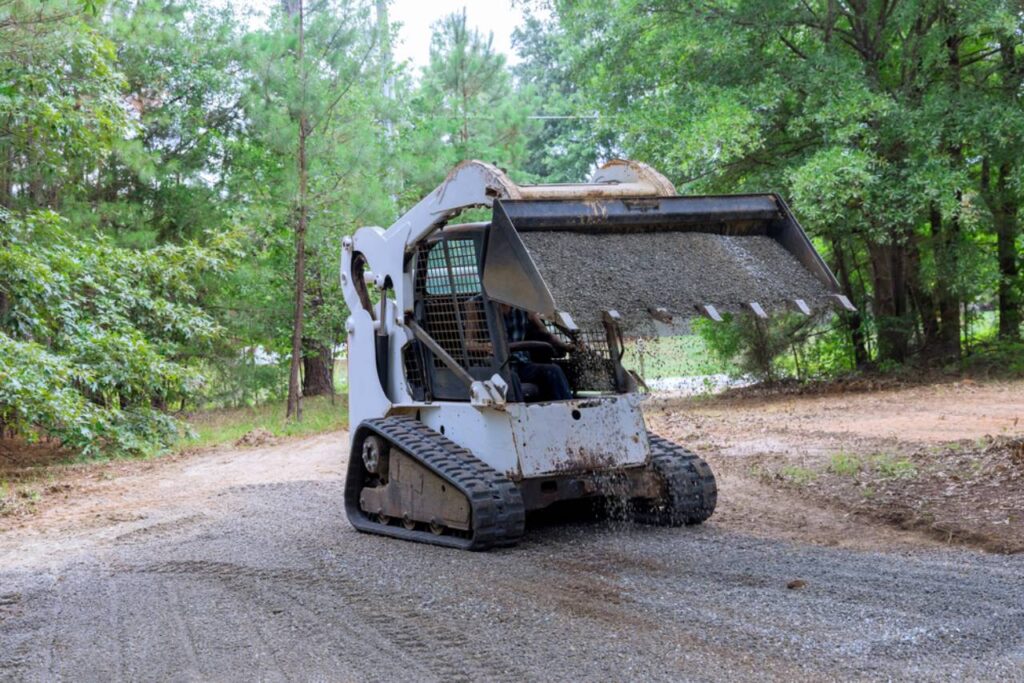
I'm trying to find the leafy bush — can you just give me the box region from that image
[959,340,1024,377]
[0,210,229,455]
[695,310,859,383]
[197,353,290,409]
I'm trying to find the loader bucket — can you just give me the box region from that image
[482,194,850,334]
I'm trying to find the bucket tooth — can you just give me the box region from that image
[647,306,673,323]
[747,302,768,319]
[556,310,579,332]
[602,309,623,323]
[832,294,857,312]
[698,304,724,322]
[792,299,812,316]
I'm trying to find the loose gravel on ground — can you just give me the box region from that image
[520,231,833,332]
[2,444,1022,681]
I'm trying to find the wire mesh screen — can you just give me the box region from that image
[547,324,617,393]
[416,237,493,369]
[402,342,427,399]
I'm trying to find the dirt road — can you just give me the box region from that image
[2,383,1024,681]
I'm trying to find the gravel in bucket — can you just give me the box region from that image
[520,230,834,334]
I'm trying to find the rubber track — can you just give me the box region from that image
[636,433,718,526]
[345,416,525,551]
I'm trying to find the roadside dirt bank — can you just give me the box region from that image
[647,378,1024,553]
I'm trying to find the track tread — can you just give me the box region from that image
[345,416,525,550]
[636,433,717,526]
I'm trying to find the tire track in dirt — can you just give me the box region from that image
[114,557,527,682]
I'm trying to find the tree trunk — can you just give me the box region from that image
[931,205,962,358]
[994,167,1021,341]
[302,339,335,397]
[286,0,308,421]
[932,21,963,358]
[0,137,11,206]
[996,212,1021,340]
[905,231,938,352]
[830,237,869,367]
[994,38,1023,341]
[28,126,44,207]
[867,241,910,363]
[981,154,1022,342]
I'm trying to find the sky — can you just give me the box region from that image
[226,0,533,72]
[388,0,530,69]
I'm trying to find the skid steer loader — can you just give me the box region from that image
[340,160,851,550]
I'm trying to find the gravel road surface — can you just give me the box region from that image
[1,430,1022,682]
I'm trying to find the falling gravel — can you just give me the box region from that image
[520,231,834,332]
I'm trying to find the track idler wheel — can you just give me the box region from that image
[362,435,387,475]
[634,434,717,526]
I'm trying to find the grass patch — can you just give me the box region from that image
[183,394,348,450]
[780,465,817,486]
[828,452,863,476]
[871,454,918,479]
[0,481,41,517]
[748,464,769,480]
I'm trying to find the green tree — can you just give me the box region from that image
[87,0,243,245]
[547,0,1024,364]
[512,10,604,182]
[0,2,234,453]
[406,9,538,189]
[0,0,126,211]
[237,0,389,417]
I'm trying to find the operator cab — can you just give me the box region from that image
[403,223,630,404]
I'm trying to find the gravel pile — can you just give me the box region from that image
[520,231,834,333]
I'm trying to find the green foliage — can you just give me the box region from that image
[198,355,290,409]
[871,455,919,480]
[90,0,243,242]
[960,340,1024,376]
[512,11,603,181]
[0,210,228,455]
[550,0,1024,364]
[695,312,840,383]
[0,2,128,200]
[829,453,863,477]
[228,0,390,399]
[3,0,1023,458]
[404,9,540,189]
[776,319,860,380]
